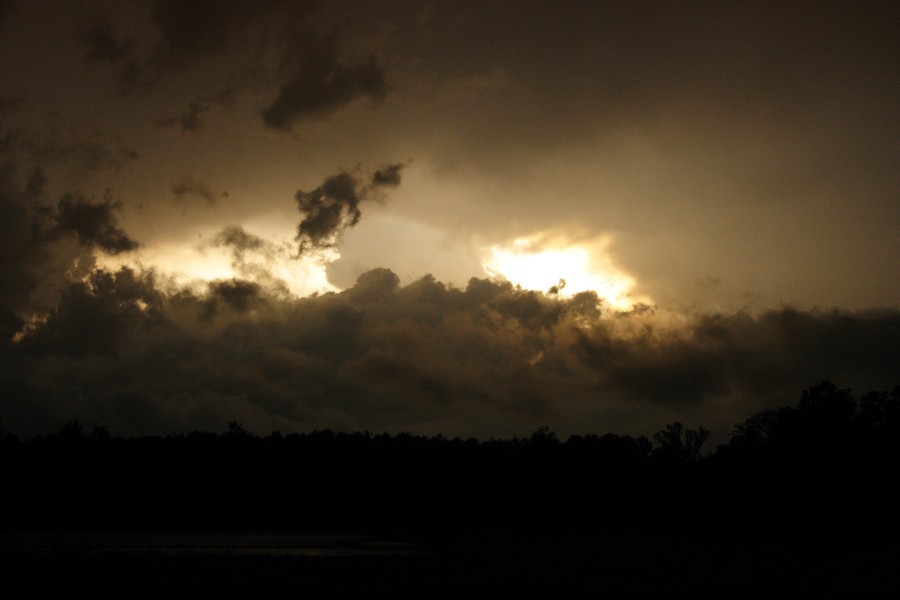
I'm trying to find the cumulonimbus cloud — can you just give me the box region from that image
[2,259,896,440]
[0,157,894,443]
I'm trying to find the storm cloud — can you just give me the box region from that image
[53,192,138,254]
[2,264,896,440]
[0,2,896,446]
[81,0,284,93]
[80,0,389,129]
[0,169,136,352]
[261,49,387,130]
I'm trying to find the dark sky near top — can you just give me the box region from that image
[0,1,897,438]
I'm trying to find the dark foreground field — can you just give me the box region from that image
[2,382,898,595]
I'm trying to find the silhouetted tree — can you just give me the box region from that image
[56,420,85,441]
[859,386,900,428]
[798,380,855,420]
[653,422,710,464]
[529,426,558,447]
[0,382,896,539]
[225,421,250,438]
[89,424,111,441]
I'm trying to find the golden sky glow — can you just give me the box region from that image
[96,237,339,298]
[482,234,643,311]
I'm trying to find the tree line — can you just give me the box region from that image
[0,381,897,537]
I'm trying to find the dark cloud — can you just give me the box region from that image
[19,268,164,357]
[81,18,134,64]
[7,126,138,175]
[695,276,721,289]
[157,101,209,133]
[54,192,138,254]
[2,263,895,439]
[213,225,275,272]
[171,175,218,204]
[157,86,239,133]
[205,278,263,314]
[0,164,43,340]
[81,1,388,128]
[0,115,142,348]
[214,225,266,255]
[0,165,139,346]
[0,0,17,29]
[296,167,402,252]
[296,171,361,249]
[0,95,19,119]
[78,17,144,95]
[261,48,387,130]
[209,226,292,296]
[148,0,285,66]
[572,307,900,417]
[1,102,137,184]
[23,168,45,199]
[81,0,284,93]
[345,267,399,303]
[371,163,404,187]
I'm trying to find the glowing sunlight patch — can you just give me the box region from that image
[95,237,339,298]
[483,234,642,311]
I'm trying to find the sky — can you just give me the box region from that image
[0,0,897,440]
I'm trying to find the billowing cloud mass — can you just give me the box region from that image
[0,147,896,439]
[1,261,896,440]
